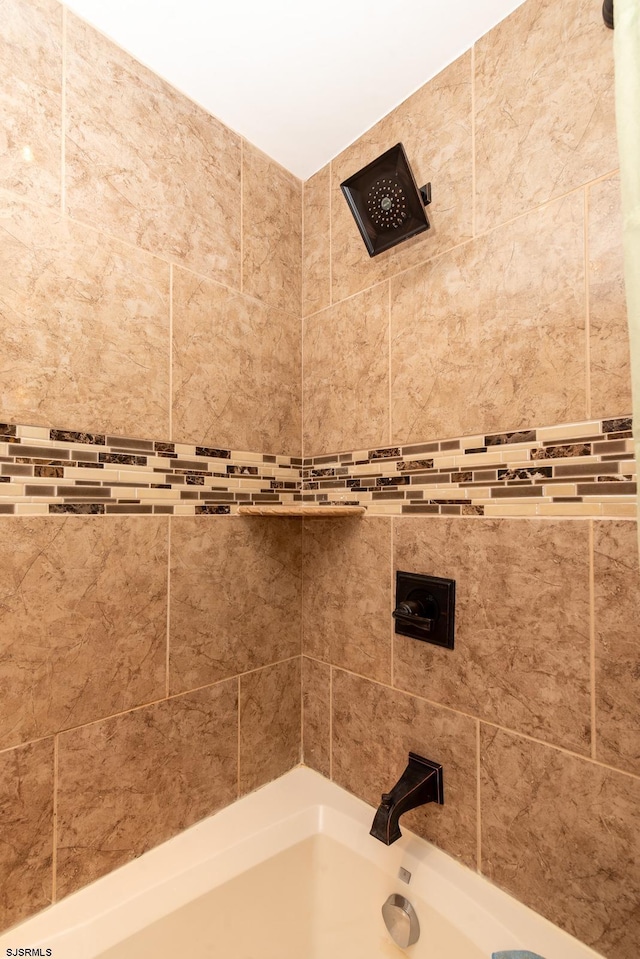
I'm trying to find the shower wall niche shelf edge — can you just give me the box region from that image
[237,505,365,517]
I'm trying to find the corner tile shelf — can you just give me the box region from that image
[237,505,365,517]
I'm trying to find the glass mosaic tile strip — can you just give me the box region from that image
[0,418,636,517]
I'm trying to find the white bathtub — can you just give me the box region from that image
[0,767,602,959]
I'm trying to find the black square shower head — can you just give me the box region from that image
[340,143,431,257]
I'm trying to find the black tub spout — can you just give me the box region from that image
[370,753,444,845]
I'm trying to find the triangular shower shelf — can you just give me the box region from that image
[237,506,365,517]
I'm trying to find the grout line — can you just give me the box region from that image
[390,517,395,687]
[324,663,640,781]
[48,208,295,324]
[300,524,306,759]
[329,665,333,781]
[305,270,440,322]
[589,519,597,760]
[471,44,476,239]
[51,734,58,903]
[165,516,171,699]
[301,167,621,318]
[237,675,241,798]
[2,656,639,784]
[240,138,244,295]
[329,159,333,306]
[301,178,305,457]
[301,314,305,458]
[169,263,173,442]
[300,177,304,326]
[387,280,392,445]
[584,186,592,420]
[2,164,616,330]
[301,188,306,460]
[0,660,301,749]
[300,651,304,764]
[60,6,67,214]
[476,719,482,873]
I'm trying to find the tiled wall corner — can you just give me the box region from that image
[588,174,632,418]
[302,164,331,317]
[1,0,638,952]
[239,658,302,795]
[332,669,478,869]
[303,284,390,455]
[172,268,301,454]
[0,739,54,930]
[241,141,302,316]
[302,517,392,683]
[594,520,640,776]
[301,657,331,778]
[169,517,302,693]
[56,681,239,898]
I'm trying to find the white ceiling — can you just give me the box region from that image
[63,0,527,180]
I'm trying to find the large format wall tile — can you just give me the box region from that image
[0,0,61,207]
[172,268,301,454]
[393,518,591,754]
[169,517,301,694]
[0,197,170,436]
[330,52,473,303]
[475,0,616,231]
[391,194,586,443]
[481,726,640,959]
[57,682,238,898]
[302,164,331,317]
[242,141,302,316]
[65,14,241,288]
[239,659,301,794]
[0,517,168,750]
[302,657,331,778]
[588,175,631,418]
[0,740,54,931]
[303,283,389,454]
[594,521,640,776]
[302,517,392,683]
[332,671,478,868]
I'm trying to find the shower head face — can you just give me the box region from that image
[340,143,430,257]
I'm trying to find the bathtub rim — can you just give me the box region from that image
[0,765,603,959]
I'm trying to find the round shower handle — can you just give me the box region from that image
[382,893,420,948]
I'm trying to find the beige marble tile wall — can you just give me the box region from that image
[0,0,302,933]
[302,0,629,452]
[301,2,639,958]
[0,0,302,452]
[302,516,640,959]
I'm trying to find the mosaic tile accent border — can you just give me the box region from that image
[0,418,636,518]
[301,417,636,519]
[0,424,301,516]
